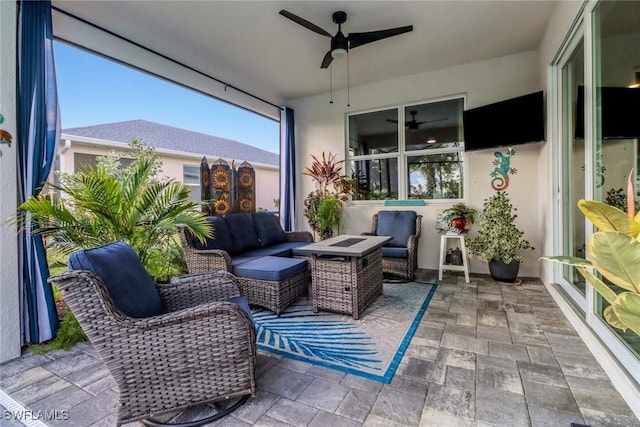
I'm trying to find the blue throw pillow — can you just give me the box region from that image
[376,211,417,248]
[225,213,261,253]
[188,216,235,254]
[68,241,163,318]
[253,212,287,247]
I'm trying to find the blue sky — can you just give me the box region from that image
[54,42,280,154]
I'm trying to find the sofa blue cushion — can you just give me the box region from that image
[382,247,409,259]
[242,241,308,258]
[234,256,308,282]
[253,212,287,247]
[188,216,235,254]
[225,213,261,253]
[241,247,291,258]
[376,211,417,248]
[68,241,163,318]
[228,295,253,322]
[230,256,262,268]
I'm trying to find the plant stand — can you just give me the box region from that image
[438,231,469,283]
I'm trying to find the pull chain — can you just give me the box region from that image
[329,64,334,104]
[347,53,350,107]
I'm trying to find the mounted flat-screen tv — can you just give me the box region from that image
[463,91,545,152]
[575,86,640,139]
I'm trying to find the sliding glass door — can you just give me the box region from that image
[554,0,640,380]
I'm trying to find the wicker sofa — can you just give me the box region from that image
[179,212,313,315]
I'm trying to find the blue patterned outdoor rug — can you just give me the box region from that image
[252,282,437,383]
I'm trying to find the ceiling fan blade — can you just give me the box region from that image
[279,10,333,38]
[417,118,448,126]
[386,119,399,124]
[321,51,334,69]
[348,25,413,49]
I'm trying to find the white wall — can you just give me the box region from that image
[290,51,545,276]
[0,0,21,363]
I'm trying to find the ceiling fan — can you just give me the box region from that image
[279,9,413,69]
[387,111,447,130]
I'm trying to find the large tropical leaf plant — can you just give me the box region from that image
[541,185,640,336]
[302,152,354,240]
[16,140,212,281]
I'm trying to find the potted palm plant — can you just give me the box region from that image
[465,191,534,282]
[440,203,477,230]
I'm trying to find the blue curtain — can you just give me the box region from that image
[279,108,296,231]
[16,0,60,343]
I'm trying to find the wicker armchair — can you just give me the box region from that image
[366,211,422,280]
[50,242,256,426]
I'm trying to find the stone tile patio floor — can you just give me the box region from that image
[1,271,639,427]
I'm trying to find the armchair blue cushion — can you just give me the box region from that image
[68,241,163,318]
[253,212,287,247]
[226,213,261,253]
[376,211,417,247]
[189,216,235,254]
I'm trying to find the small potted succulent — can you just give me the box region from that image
[440,203,477,231]
[465,192,533,282]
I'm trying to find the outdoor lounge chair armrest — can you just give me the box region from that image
[126,300,254,333]
[285,231,313,243]
[407,234,419,250]
[160,271,243,311]
[184,248,233,272]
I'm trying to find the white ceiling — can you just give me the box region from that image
[52,1,558,105]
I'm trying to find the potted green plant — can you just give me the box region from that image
[302,152,354,240]
[440,203,477,230]
[465,191,534,282]
[541,183,640,335]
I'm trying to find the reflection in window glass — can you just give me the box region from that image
[405,98,464,151]
[348,109,398,155]
[407,153,463,199]
[350,158,398,200]
[593,0,640,356]
[347,96,465,201]
[183,165,201,203]
[183,165,200,185]
[561,38,586,295]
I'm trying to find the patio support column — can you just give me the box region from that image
[0,0,21,363]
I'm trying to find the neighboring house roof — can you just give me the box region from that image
[62,119,279,167]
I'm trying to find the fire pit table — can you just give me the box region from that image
[293,235,391,320]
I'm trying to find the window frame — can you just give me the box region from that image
[346,94,467,204]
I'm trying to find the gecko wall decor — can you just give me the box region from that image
[0,114,13,157]
[490,148,517,190]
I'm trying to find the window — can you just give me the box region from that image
[347,96,465,201]
[183,165,201,203]
[74,153,133,173]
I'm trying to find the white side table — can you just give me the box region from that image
[438,230,470,283]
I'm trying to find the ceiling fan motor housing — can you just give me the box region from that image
[332,11,347,24]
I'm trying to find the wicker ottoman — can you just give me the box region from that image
[234,256,308,316]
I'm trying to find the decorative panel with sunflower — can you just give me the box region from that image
[210,159,233,215]
[236,161,256,213]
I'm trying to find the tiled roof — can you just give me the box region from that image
[62,119,279,166]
